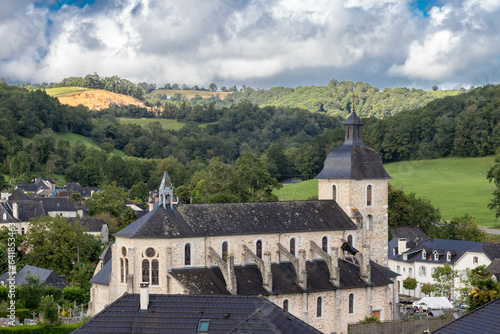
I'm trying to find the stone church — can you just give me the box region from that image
[89,111,397,334]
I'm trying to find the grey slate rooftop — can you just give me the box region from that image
[68,217,107,232]
[169,259,396,295]
[0,264,68,288]
[90,260,112,286]
[432,297,500,334]
[115,200,357,238]
[316,111,391,180]
[389,238,492,264]
[73,294,322,334]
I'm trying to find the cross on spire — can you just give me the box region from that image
[351,91,356,113]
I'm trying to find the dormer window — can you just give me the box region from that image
[392,248,396,256]
[434,252,439,261]
[403,254,408,260]
[422,250,426,259]
[447,252,451,262]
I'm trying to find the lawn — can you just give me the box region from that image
[43,87,91,97]
[55,132,125,157]
[274,156,498,228]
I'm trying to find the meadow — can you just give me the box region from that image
[43,87,91,97]
[274,156,498,228]
[55,132,125,157]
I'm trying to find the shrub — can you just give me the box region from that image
[63,286,89,304]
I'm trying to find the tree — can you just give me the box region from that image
[40,295,61,327]
[86,183,129,217]
[432,85,438,91]
[432,263,458,299]
[487,154,500,219]
[421,283,435,296]
[466,265,499,311]
[24,216,102,279]
[16,273,45,310]
[208,83,217,92]
[130,182,149,202]
[438,214,485,241]
[403,276,418,296]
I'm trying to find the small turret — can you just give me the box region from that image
[159,171,174,209]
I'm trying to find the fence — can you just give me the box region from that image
[348,316,454,334]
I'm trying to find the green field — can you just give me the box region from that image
[274,156,497,228]
[55,132,125,157]
[43,87,90,97]
[118,117,212,130]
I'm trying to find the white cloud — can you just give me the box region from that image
[0,0,499,89]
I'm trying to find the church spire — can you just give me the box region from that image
[159,171,174,208]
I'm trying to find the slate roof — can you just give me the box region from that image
[9,189,28,201]
[391,226,431,249]
[68,217,107,232]
[169,259,396,296]
[0,203,18,223]
[482,243,500,260]
[115,200,357,238]
[389,238,489,264]
[432,297,500,334]
[99,242,113,265]
[38,197,81,212]
[316,111,391,180]
[64,182,99,197]
[11,200,46,221]
[90,260,112,286]
[0,265,68,288]
[73,293,322,334]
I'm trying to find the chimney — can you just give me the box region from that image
[330,248,340,286]
[12,202,18,220]
[398,238,408,255]
[140,283,149,311]
[126,274,134,293]
[263,251,273,292]
[297,250,307,290]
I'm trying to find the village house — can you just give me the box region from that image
[89,111,398,334]
[388,227,500,298]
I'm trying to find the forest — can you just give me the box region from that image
[1,82,500,204]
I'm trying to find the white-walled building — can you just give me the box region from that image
[388,228,500,299]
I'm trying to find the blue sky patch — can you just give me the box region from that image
[409,0,442,17]
[35,0,94,11]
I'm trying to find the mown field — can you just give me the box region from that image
[55,132,125,157]
[43,87,91,97]
[274,156,498,228]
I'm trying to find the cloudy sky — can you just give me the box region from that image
[1,0,499,90]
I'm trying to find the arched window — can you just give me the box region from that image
[347,234,353,247]
[185,243,191,266]
[316,297,323,317]
[151,260,159,285]
[347,127,351,139]
[348,293,354,314]
[2,213,6,220]
[120,258,124,283]
[322,236,328,253]
[289,238,296,256]
[222,242,228,262]
[125,259,129,278]
[256,240,263,259]
[366,185,372,206]
[142,259,149,283]
[366,215,373,229]
[356,127,359,139]
[332,185,337,202]
[283,299,289,312]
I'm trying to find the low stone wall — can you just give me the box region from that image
[348,316,454,334]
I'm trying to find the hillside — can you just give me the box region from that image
[273,156,497,228]
[217,80,461,117]
[150,89,231,100]
[48,88,146,110]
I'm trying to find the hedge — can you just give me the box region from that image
[0,322,83,333]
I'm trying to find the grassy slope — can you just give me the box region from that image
[44,87,91,97]
[118,118,186,131]
[55,133,125,157]
[274,156,497,228]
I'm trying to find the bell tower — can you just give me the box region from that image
[316,96,391,265]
